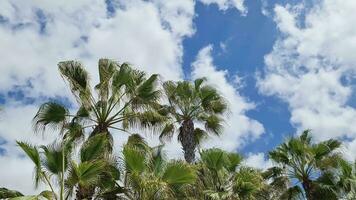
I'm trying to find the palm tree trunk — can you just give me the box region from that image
[76,186,95,200]
[180,119,196,163]
[302,178,314,200]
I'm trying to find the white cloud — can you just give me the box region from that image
[0,0,195,194]
[257,0,356,160]
[199,0,247,15]
[0,155,47,195]
[244,152,272,170]
[0,0,195,98]
[0,103,56,194]
[192,45,264,151]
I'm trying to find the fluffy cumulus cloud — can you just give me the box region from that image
[0,0,259,194]
[0,0,195,194]
[199,0,247,15]
[244,152,272,170]
[192,45,264,151]
[257,0,356,159]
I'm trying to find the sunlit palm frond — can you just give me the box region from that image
[162,161,196,186]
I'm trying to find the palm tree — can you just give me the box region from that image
[35,59,164,151]
[159,78,228,163]
[0,187,23,198]
[316,159,356,199]
[194,148,263,199]
[17,134,119,200]
[267,130,342,200]
[31,59,165,199]
[17,141,69,200]
[121,134,196,199]
[257,166,303,200]
[65,134,121,200]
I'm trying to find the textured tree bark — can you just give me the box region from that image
[76,185,95,200]
[302,178,314,200]
[180,119,196,163]
[91,123,109,136]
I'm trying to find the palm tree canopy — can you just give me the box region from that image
[267,130,343,200]
[122,134,196,199]
[159,78,228,142]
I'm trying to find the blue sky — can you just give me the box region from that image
[183,0,292,154]
[1,0,356,194]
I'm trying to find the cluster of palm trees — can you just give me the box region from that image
[2,59,356,200]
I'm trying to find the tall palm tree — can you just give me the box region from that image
[159,78,228,163]
[121,134,196,199]
[31,59,165,199]
[35,59,164,150]
[267,130,342,200]
[194,148,263,200]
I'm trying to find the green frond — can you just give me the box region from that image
[111,63,133,95]
[0,187,24,198]
[200,85,228,114]
[151,145,166,175]
[163,81,177,100]
[269,149,289,165]
[67,160,107,188]
[126,134,150,151]
[279,185,303,200]
[233,167,264,198]
[226,152,243,172]
[176,81,194,101]
[203,114,223,135]
[41,143,69,175]
[96,59,117,102]
[159,123,175,142]
[58,61,91,107]
[300,129,312,144]
[17,141,42,187]
[162,161,196,185]
[262,166,285,180]
[134,74,160,104]
[10,191,54,200]
[194,77,207,91]
[123,146,146,174]
[126,110,166,131]
[200,148,228,171]
[80,134,110,162]
[33,102,68,133]
[63,122,84,143]
[193,128,208,145]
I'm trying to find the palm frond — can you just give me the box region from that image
[33,102,68,134]
[41,143,68,175]
[162,161,196,185]
[80,134,110,162]
[159,123,175,142]
[17,141,42,187]
[58,60,91,107]
[96,59,117,102]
